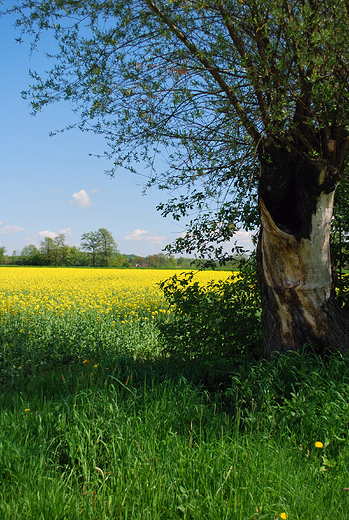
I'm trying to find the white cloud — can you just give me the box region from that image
[89,188,100,194]
[38,230,58,239]
[69,189,92,208]
[0,224,24,235]
[225,230,255,251]
[173,229,255,254]
[58,227,73,236]
[124,229,148,240]
[28,228,74,245]
[124,229,167,245]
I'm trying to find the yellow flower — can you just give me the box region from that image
[93,364,98,368]
[83,359,89,364]
[280,513,288,520]
[24,408,30,412]
[315,441,324,448]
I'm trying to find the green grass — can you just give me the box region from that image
[0,309,164,385]
[1,337,349,519]
[1,285,349,519]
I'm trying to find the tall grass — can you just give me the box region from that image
[1,267,349,518]
[1,347,349,519]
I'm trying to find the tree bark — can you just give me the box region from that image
[257,134,349,358]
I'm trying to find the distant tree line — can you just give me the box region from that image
[124,253,194,269]
[0,228,198,268]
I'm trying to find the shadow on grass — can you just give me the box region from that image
[2,345,349,444]
[2,347,349,519]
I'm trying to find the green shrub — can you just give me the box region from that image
[158,256,262,360]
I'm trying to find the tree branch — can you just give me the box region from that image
[144,0,261,145]
[217,0,271,128]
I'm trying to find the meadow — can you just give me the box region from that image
[1,267,349,519]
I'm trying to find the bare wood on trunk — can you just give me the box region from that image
[259,193,349,358]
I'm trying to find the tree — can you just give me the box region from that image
[7,0,349,356]
[80,231,101,267]
[7,250,20,265]
[53,233,70,265]
[20,244,41,265]
[40,237,56,266]
[65,246,91,267]
[98,227,119,267]
[80,228,118,267]
[127,255,147,267]
[38,234,70,265]
[147,253,177,268]
[0,246,6,265]
[110,252,128,267]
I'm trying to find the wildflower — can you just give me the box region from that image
[24,409,30,412]
[83,359,89,364]
[315,441,324,448]
[93,364,98,368]
[280,514,288,520]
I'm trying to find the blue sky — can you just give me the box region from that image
[0,8,253,257]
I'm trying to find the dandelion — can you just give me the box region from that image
[315,441,324,448]
[83,359,89,364]
[24,409,30,412]
[280,514,288,520]
[93,364,98,368]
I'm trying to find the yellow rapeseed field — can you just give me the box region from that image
[0,267,232,321]
[0,267,234,362]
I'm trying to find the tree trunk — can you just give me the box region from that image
[258,135,349,358]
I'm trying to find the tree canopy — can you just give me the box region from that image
[5,0,349,354]
[7,0,349,262]
[80,228,119,266]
